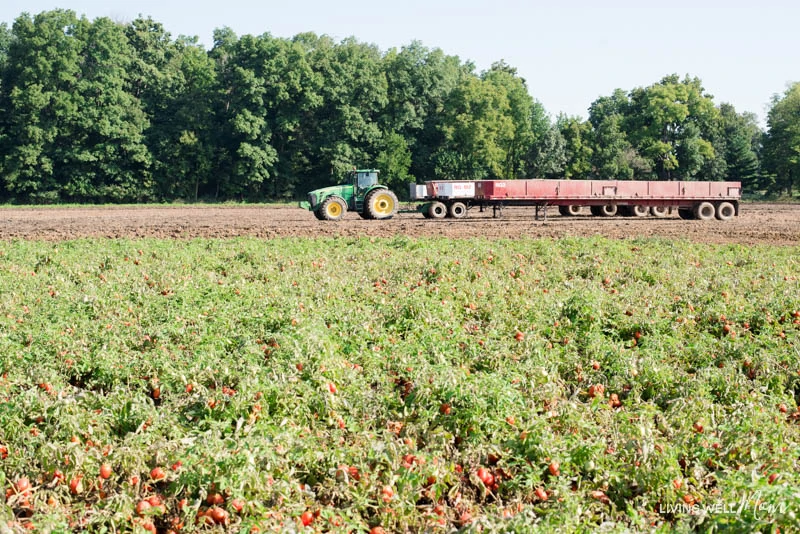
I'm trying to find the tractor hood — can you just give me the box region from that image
[300,184,351,211]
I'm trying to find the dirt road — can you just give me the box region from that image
[0,203,798,245]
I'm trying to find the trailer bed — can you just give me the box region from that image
[474,180,741,205]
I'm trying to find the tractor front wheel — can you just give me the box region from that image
[365,189,399,220]
[319,196,347,221]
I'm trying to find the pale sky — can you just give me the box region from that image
[2,0,798,126]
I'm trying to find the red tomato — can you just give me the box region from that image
[150,467,166,481]
[206,492,224,505]
[300,511,314,526]
[14,477,30,494]
[209,506,228,525]
[231,498,245,513]
[135,500,151,516]
[548,461,560,477]
[476,467,493,486]
[99,463,112,480]
[69,476,83,495]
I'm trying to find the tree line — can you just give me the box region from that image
[0,10,797,204]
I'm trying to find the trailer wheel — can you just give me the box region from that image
[365,189,399,220]
[449,201,468,219]
[319,196,347,221]
[590,205,617,217]
[559,205,582,216]
[678,208,694,220]
[427,201,447,219]
[650,206,670,218]
[632,205,649,217]
[694,202,715,221]
[716,202,735,221]
[598,204,618,217]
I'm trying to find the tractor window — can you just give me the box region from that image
[356,172,378,189]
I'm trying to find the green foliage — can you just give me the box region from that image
[0,236,798,531]
[434,74,514,179]
[0,9,795,202]
[525,102,565,178]
[557,115,593,179]
[587,77,770,185]
[375,131,413,192]
[482,62,536,179]
[589,89,650,180]
[625,75,718,180]
[0,10,83,202]
[763,82,800,196]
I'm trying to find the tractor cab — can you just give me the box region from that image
[353,169,379,191]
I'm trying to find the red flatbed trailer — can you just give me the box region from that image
[412,179,741,221]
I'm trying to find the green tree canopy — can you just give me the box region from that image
[763,82,800,196]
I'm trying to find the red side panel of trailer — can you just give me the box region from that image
[473,180,740,202]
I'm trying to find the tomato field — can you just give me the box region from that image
[1,235,799,532]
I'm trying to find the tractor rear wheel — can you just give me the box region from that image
[319,197,347,221]
[365,189,398,220]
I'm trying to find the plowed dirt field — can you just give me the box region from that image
[1,203,798,245]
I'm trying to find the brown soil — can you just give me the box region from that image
[0,203,798,245]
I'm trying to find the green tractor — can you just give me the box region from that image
[299,169,399,221]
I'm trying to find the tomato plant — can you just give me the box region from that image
[0,236,797,532]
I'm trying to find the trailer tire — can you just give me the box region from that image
[650,206,669,218]
[632,205,649,217]
[591,205,618,217]
[599,204,618,217]
[559,205,582,216]
[449,201,468,219]
[694,202,715,221]
[365,189,399,220]
[716,201,735,221]
[319,196,347,221]
[678,208,695,220]
[427,201,447,219]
